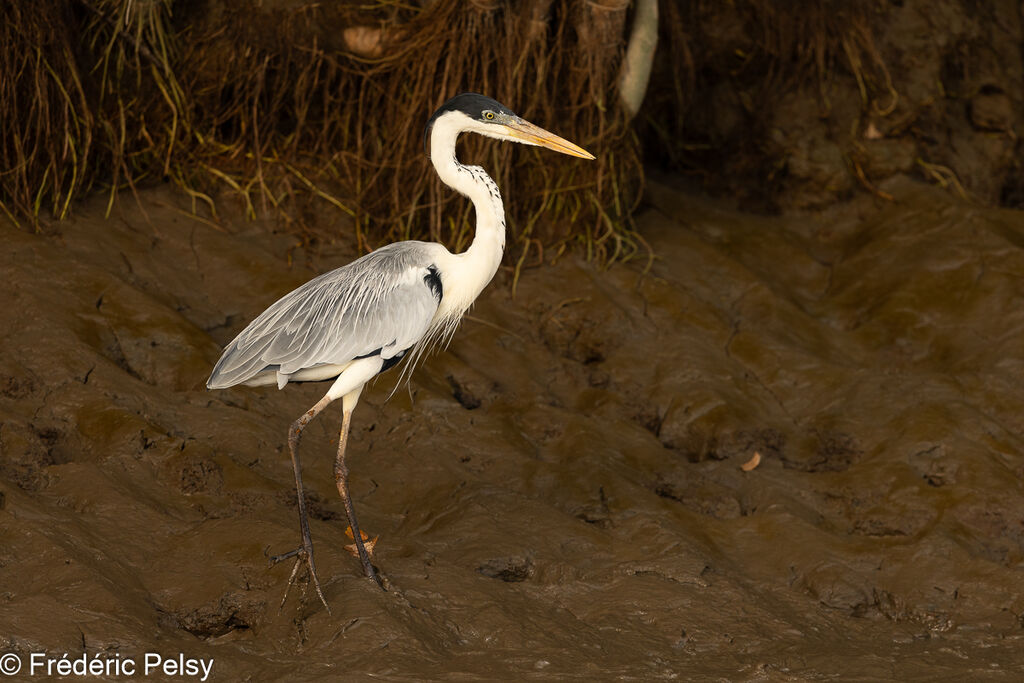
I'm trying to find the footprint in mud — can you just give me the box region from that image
[908,443,958,486]
[812,480,939,538]
[160,592,264,639]
[447,373,483,410]
[652,471,743,520]
[477,556,534,582]
[0,421,63,491]
[537,297,625,367]
[0,372,36,399]
[574,486,613,528]
[952,503,1024,566]
[779,430,863,473]
[653,396,787,464]
[178,457,224,495]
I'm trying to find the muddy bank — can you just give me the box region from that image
[1,177,1024,679]
[645,0,1024,214]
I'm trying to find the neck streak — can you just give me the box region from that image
[430,120,507,304]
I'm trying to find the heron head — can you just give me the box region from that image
[423,92,595,160]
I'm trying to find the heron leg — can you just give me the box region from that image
[269,394,333,614]
[335,387,385,590]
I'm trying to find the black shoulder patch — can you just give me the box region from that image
[424,264,443,302]
[380,348,408,373]
[355,346,407,374]
[355,347,383,360]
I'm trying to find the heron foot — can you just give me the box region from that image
[269,541,332,615]
[342,525,385,590]
[361,550,385,591]
[344,526,386,591]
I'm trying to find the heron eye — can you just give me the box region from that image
[483,111,495,121]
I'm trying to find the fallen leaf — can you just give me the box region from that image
[741,452,762,472]
[345,535,380,558]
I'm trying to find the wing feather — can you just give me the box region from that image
[207,241,447,389]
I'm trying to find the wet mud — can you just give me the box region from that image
[2,176,1024,679]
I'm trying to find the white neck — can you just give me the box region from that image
[429,112,506,308]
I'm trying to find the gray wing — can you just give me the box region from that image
[207,241,447,389]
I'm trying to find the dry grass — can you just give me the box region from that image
[1,0,644,265]
[2,1,899,260]
[0,1,92,224]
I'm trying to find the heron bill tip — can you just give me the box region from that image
[506,119,596,160]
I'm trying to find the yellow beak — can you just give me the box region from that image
[503,119,596,160]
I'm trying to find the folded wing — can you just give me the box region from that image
[207,241,447,389]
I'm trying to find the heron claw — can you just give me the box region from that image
[269,548,300,565]
[272,543,331,615]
